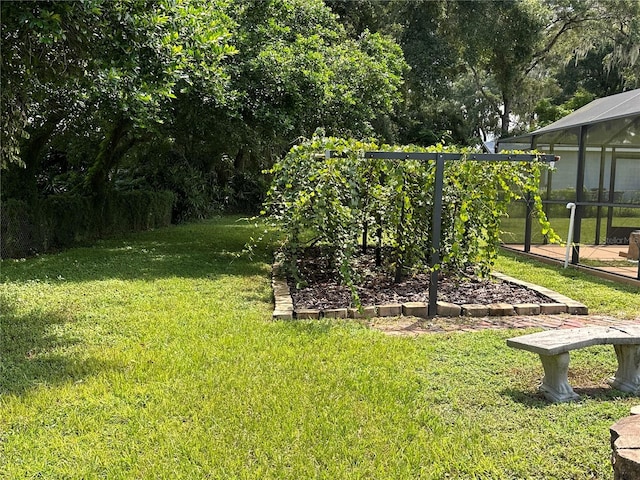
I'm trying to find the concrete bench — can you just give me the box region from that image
[507,326,640,402]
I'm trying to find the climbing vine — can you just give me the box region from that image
[260,135,559,304]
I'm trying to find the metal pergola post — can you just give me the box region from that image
[429,154,445,317]
[327,150,557,317]
[524,192,533,253]
[572,125,589,264]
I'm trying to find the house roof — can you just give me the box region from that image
[534,88,640,135]
[499,88,640,146]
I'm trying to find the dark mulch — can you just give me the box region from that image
[290,248,552,310]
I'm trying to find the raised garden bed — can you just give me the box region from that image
[272,249,587,319]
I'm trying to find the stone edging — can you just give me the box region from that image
[490,272,588,315]
[271,263,588,320]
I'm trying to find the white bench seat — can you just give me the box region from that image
[507,326,640,402]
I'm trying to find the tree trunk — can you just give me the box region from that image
[501,94,512,136]
[2,116,62,202]
[84,118,131,199]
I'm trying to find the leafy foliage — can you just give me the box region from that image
[3,0,637,240]
[261,135,558,302]
[0,191,173,258]
[2,0,407,229]
[327,0,640,144]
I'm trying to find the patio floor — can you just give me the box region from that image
[503,244,640,281]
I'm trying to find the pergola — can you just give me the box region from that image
[498,89,640,265]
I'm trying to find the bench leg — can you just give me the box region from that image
[609,345,640,394]
[538,353,580,403]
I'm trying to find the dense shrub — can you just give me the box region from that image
[0,199,39,259]
[0,190,174,258]
[104,190,174,234]
[39,194,93,250]
[223,172,268,214]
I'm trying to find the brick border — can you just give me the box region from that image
[271,262,294,320]
[491,272,588,315]
[271,263,588,319]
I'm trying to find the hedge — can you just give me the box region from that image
[0,190,174,259]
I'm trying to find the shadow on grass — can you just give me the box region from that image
[554,268,639,295]
[0,296,115,396]
[502,386,633,407]
[0,218,276,396]
[0,218,274,284]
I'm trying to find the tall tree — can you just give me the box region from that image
[443,0,640,138]
[1,1,98,169]
[443,0,551,137]
[2,0,408,218]
[1,0,236,189]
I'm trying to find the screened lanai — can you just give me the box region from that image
[497,88,640,281]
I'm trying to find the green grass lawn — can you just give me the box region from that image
[1,216,638,479]
[494,249,640,319]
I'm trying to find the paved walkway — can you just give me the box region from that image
[369,313,640,336]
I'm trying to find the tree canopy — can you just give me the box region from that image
[2,0,638,219]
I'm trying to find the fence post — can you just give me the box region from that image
[572,125,588,264]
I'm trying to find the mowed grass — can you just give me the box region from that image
[1,217,638,479]
[495,249,640,319]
